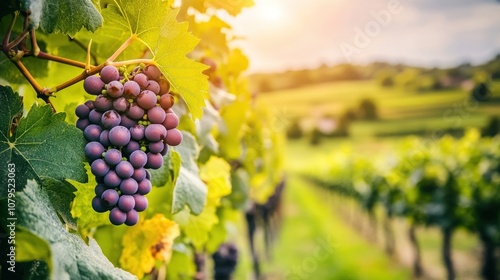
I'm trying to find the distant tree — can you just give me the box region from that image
[286,119,303,139]
[471,82,490,101]
[357,99,378,120]
[482,116,499,137]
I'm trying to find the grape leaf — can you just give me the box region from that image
[173,202,218,250]
[0,87,87,197]
[200,156,232,203]
[42,177,77,230]
[20,0,103,35]
[1,180,135,280]
[92,0,208,119]
[120,214,179,279]
[172,131,207,214]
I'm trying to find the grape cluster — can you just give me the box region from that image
[212,243,238,280]
[75,64,182,226]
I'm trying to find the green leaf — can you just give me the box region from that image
[94,0,208,119]
[2,180,135,279]
[16,227,51,263]
[42,178,77,230]
[93,225,128,267]
[172,132,207,214]
[21,0,103,35]
[0,87,87,197]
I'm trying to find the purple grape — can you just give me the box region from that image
[116,161,134,178]
[145,170,151,180]
[76,118,90,131]
[118,195,135,212]
[137,179,152,195]
[123,81,141,98]
[165,129,182,146]
[95,183,108,197]
[130,150,148,168]
[127,102,145,120]
[125,209,139,226]
[143,65,161,80]
[113,97,129,113]
[159,94,174,110]
[133,194,148,212]
[84,76,105,95]
[148,106,166,124]
[92,196,108,213]
[144,124,167,142]
[99,130,110,147]
[109,126,131,147]
[132,168,147,181]
[104,170,122,188]
[84,100,95,110]
[133,73,148,88]
[120,178,139,195]
[162,112,179,130]
[120,115,137,129]
[91,159,110,177]
[88,109,103,124]
[106,81,124,98]
[101,189,119,207]
[124,140,140,157]
[137,90,157,110]
[75,104,90,118]
[160,143,169,156]
[101,110,121,129]
[146,152,163,169]
[104,149,122,166]
[148,141,164,154]
[94,95,113,112]
[100,66,120,83]
[145,80,160,94]
[84,124,102,141]
[158,78,171,95]
[130,125,145,141]
[109,207,127,225]
[85,141,105,162]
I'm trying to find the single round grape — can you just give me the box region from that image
[146,152,163,169]
[130,150,148,168]
[120,115,137,129]
[160,143,169,156]
[159,94,174,110]
[104,149,122,166]
[132,168,147,181]
[137,179,152,195]
[143,65,161,80]
[118,195,135,212]
[100,65,120,83]
[133,194,148,212]
[109,126,131,147]
[165,129,183,146]
[144,124,167,142]
[94,95,113,112]
[76,118,90,131]
[85,141,105,162]
[127,102,145,120]
[95,183,108,197]
[123,140,140,157]
[91,159,110,177]
[148,141,164,154]
[116,161,134,178]
[125,209,139,226]
[137,90,157,110]
[84,124,102,141]
[120,178,139,195]
[145,80,160,94]
[130,125,145,141]
[75,104,90,118]
[133,73,149,88]
[101,189,119,207]
[84,100,95,110]
[162,112,179,130]
[88,109,103,124]
[104,170,122,188]
[101,110,121,129]
[113,97,129,113]
[148,106,166,124]
[92,196,108,213]
[109,207,127,225]
[99,130,111,147]
[158,78,171,95]
[123,81,141,98]
[84,76,105,95]
[106,80,124,98]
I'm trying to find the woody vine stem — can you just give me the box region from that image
[1,12,154,111]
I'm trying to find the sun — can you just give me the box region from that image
[261,4,285,23]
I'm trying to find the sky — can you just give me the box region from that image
[222,0,500,73]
